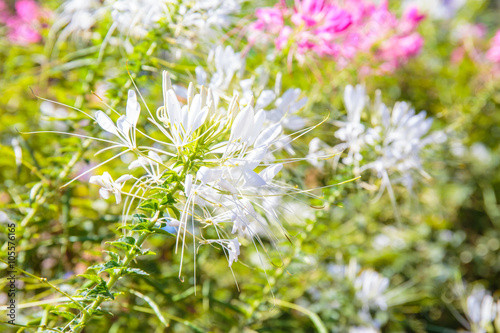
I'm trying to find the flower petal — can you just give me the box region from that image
[95,111,118,136]
[126,90,141,127]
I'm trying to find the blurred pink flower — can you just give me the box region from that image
[0,0,46,45]
[16,0,39,21]
[486,31,500,63]
[253,6,284,34]
[249,0,425,73]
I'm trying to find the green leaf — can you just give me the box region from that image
[168,206,181,220]
[81,279,114,300]
[106,236,137,251]
[92,309,114,317]
[132,213,148,222]
[139,199,159,212]
[77,274,103,284]
[118,222,152,233]
[160,193,176,206]
[104,250,120,262]
[50,310,75,321]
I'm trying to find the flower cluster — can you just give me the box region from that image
[0,0,47,45]
[82,71,303,273]
[193,45,309,151]
[448,23,500,71]
[308,85,444,197]
[52,0,242,53]
[249,0,424,71]
[305,260,394,332]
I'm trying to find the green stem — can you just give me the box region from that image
[72,211,160,333]
[71,153,193,332]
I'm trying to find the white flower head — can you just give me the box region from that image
[331,84,444,198]
[95,89,141,150]
[89,172,133,204]
[41,67,314,285]
[465,287,497,332]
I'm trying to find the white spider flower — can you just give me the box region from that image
[203,238,241,267]
[354,270,390,311]
[89,172,133,204]
[195,45,246,109]
[52,0,242,57]
[128,151,164,183]
[50,0,107,45]
[266,88,308,131]
[37,68,318,281]
[329,85,445,201]
[174,0,242,50]
[95,89,141,150]
[465,287,497,333]
[334,84,367,168]
[111,0,170,40]
[190,47,308,160]
[157,77,210,149]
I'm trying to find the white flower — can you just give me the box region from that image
[111,0,170,39]
[195,45,246,109]
[306,138,332,168]
[176,0,242,40]
[266,88,308,131]
[51,0,107,44]
[156,75,210,149]
[466,287,497,333]
[334,84,367,167]
[95,90,141,150]
[53,0,242,56]
[204,238,241,267]
[89,172,133,204]
[47,68,309,280]
[128,151,164,182]
[354,270,390,311]
[332,84,444,197]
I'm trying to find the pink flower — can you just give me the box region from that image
[396,7,426,36]
[486,31,500,63]
[7,19,41,44]
[275,26,292,50]
[249,0,425,71]
[253,6,284,33]
[15,0,39,21]
[0,0,45,45]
